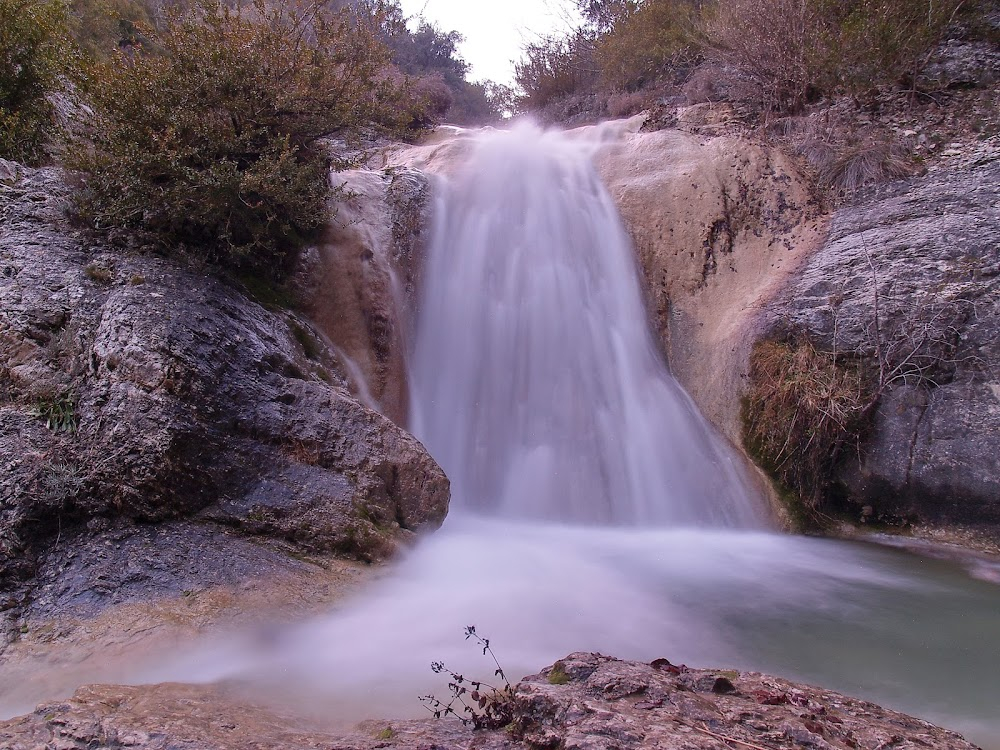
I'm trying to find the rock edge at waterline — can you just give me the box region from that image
[0,651,981,750]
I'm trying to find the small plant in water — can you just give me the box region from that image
[419,626,516,730]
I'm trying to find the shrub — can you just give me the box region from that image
[837,0,968,92]
[704,0,839,112]
[69,0,407,279]
[67,0,157,60]
[704,0,967,112]
[594,0,701,91]
[378,11,504,125]
[515,31,600,112]
[742,336,875,509]
[0,0,76,163]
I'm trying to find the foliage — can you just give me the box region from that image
[420,626,516,730]
[547,661,570,684]
[742,337,874,508]
[69,0,406,279]
[515,31,599,112]
[703,0,967,112]
[516,0,977,117]
[378,10,502,124]
[593,0,701,91]
[0,0,76,163]
[67,0,157,60]
[33,392,80,433]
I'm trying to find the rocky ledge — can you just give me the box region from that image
[0,652,981,750]
[0,159,448,638]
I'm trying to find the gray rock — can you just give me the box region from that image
[766,146,1000,528]
[0,652,982,750]
[0,163,449,606]
[919,40,1000,90]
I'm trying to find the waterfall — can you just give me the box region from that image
[409,124,765,527]
[12,125,997,750]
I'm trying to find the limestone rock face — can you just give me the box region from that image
[593,126,826,445]
[766,149,1000,527]
[0,161,448,601]
[292,166,432,425]
[0,652,981,750]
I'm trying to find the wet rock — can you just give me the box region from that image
[0,163,449,609]
[593,125,825,447]
[291,166,431,424]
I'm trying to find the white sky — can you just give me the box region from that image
[398,0,581,86]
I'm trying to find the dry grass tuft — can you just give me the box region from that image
[742,336,875,507]
[818,141,913,193]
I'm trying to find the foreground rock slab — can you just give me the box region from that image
[0,652,980,750]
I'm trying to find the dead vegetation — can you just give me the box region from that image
[743,242,985,519]
[742,336,874,510]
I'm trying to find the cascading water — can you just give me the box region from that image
[409,125,764,526]
[4,124,999,750]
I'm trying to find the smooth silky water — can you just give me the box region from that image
[4,125,999,748]
[228,125,998,746]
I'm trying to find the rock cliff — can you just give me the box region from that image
[763,144,1000,531]
[592,123,826,444]
[588,120,1000,539]
[0,159,448,623]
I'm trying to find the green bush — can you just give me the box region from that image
[70,0,407,279]
[0,0,75,163]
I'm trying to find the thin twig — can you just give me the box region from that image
[673,718,778,750]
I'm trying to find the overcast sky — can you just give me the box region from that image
[397,0,581,86]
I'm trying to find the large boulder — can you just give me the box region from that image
[0,160,449,607]
[764,145,1000,529]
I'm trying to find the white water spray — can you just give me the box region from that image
[409,125,765,526]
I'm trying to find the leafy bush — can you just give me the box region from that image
[69,0,407,278]
[67,0,157,60]
[0,0,75,163]
[375,8,503,124]
[515,31,599,112]
[594,0,701,91]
